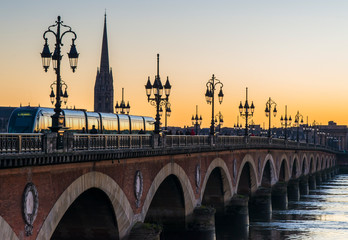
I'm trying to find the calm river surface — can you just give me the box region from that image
[164,172,348,240]
[218,173,348,240]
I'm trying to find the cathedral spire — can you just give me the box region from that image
[94,13,114,113]
[100,13,109,71]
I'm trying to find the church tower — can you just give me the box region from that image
[94,14,114,113]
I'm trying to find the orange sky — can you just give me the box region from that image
[1,1,348,128]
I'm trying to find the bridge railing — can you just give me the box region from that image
[0,133,43,154]
[216,136,245,146]
[164,135,210,147]
[72,134,152,151]
[0,133,340,155]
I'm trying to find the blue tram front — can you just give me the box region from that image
[8,107,154,134]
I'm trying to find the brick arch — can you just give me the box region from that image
[309,154,315,173]
[316,155,320,171]
[141,162,195,222]
[0,216,18,240]
[200,158,233,205]
[301,154,308,175]
[37,171,133,240]
[236,154,258,194]
[291,154,300,179]
[324,156,329,169]
[261,154,277,186]
[321,156,325,170]
[278,154,290,182]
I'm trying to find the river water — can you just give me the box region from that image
[163,172,348,240]
[217,173,348,240]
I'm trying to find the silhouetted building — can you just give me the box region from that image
[94,14,114,113]
[318,121,348,151]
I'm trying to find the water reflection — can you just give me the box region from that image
[164,174,348,239]
[247,174,348,240]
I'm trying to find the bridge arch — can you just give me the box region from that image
[236,154,258,195]
[316,155,320,171]
[321,156,325,170]
[141,163,195,222]
[309,154,315,174]
[278,154,290,182]
[37,171,133,240]
[260,154,277,187]
[301,155,308,176]
[291,154,300,179]
[0,216,18,240]
[200,158,233,205]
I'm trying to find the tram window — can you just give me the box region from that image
[144,118,155,133]
[119,118,130,134]
[102,119,118,134]
[131,118,143,133]
[88,118,100,133]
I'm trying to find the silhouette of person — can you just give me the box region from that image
[90,125,98,134]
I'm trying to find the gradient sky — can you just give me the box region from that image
[1,1,348,128]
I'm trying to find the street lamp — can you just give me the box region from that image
[280,105,292,140]
[312,120,318,145]
[215,111,224,134]
[164,102,171,130]
[234,116,243,136]
[294,111,304,142]
[145,54,171,134]
[239,87,255,136]
[303,116,311,143]
[191,105,202,135]
[115,88,130,114]
[41,16,79,133]
[205,74,224,135]
[265,97,277,138]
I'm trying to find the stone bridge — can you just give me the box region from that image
[0,134,338,239]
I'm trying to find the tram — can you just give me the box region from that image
[7,107,154,134]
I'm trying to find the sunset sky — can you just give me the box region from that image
[1,1,348,128]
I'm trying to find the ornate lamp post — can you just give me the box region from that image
[280,105,292,140]
[115,88,130,114]
[41,16,79,133]
[294,111,304,142]
[145,54,171,134]
[205,74,224,135]
[215,111,224,134]
[265,97,277,138]
[191,105,202,135]
[239,87,255,136]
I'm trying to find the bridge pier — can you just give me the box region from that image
[224,195,249,226]
[187,206,216,238]
[299,176,309,196]
[287,179,300,201]
[325,170,331,181]
[249,187,272,221]
[271,182,288,210]
[321,171,328,182]
[316,173,322,186]
[220,196,249,239]
[308,175,316,190]
[128,222,161,240]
